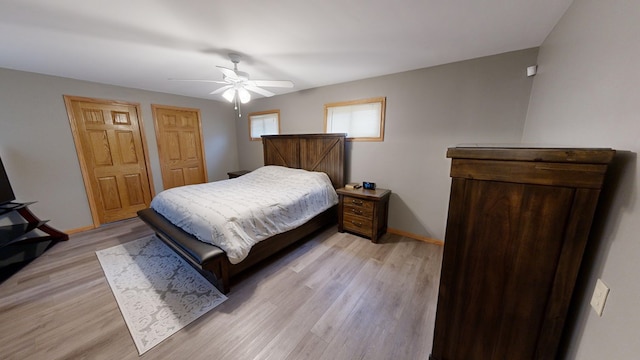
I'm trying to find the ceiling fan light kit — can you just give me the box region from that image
[221,88,236,102]
[222,87,251,103]
[237,88,251,104]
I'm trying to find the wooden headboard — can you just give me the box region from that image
[262,133,346,188]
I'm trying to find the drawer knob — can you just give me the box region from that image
[351,199,363,205]
[351,221,363,227]
[351,208,363,215]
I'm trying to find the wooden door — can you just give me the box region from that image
[152,105,207,189]
[65,96,154,226]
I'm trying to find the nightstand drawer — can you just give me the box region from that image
[343,196,374,209]
[343,213,374,237]
[344,204,374,218]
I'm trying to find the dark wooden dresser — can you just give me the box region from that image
[430,146,615,360]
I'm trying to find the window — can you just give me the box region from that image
[248,110,280,141]
[324,97,386,141]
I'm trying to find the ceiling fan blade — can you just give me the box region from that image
[245,85,275,97]
[251,80,294,88]
[169,78,227,84]
[216,66,239,80]
[210,85,233,95]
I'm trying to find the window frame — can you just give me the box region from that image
[324,97,386,141]
[248,109,281,141]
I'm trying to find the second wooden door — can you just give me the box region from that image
[152,105,207,189]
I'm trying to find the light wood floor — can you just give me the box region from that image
[0,218,443,360]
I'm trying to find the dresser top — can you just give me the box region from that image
[447,146,615,164]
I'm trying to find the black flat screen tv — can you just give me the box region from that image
[0,158,16,205]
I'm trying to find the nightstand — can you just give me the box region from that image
[227,170,251,179]
[336,187,391,243]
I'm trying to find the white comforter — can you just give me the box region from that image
[150,166,338,264]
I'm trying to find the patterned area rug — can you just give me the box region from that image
[96,235,227,354]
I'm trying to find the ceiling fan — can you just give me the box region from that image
[173,53,294,116]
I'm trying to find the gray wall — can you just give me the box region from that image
[238,48,538,241]
[0,68,238,231]
[523,0,640,358]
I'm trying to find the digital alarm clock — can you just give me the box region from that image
[362,181,376,190]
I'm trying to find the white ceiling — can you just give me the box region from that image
[0,0,573,101]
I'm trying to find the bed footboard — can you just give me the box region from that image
[137,206,337,294]
[137,208,231,292]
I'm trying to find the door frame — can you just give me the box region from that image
[64,95,156,228]
[151,104,208,188]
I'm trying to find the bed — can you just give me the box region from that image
[137,133,345,294]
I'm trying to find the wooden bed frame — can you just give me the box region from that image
[137,133,345,294]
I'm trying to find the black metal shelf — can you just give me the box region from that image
[0,202,35,217]
[0,221,49,247]
[0,202,68,282]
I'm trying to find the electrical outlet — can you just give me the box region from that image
[590,278,610,316]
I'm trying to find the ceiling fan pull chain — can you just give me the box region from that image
[234,97,242,117]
